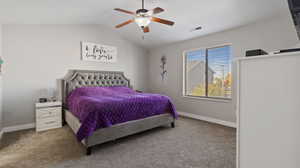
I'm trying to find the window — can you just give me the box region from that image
[183,45,232,99]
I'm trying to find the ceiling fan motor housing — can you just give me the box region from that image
[136,9,149,15]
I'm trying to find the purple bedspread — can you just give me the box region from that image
[67,87,178,141]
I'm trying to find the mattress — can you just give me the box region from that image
[65,109,174,147]
[65,109,81,133]
[67,87,178,141]
[65,110,87,145]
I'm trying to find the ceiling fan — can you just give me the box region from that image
[114,0,175,33]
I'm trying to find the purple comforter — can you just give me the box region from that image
[67,87,178,141]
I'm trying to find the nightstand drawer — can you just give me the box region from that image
[35,101,62,132]
[36,107,61,119]
[36,117,62,131]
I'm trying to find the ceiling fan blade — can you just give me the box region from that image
[114,8,135,15]
[143,26,150,33]
[150,7,164,15]
[115,20,134,28]
[151,17,175,26]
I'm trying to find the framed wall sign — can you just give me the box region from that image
[81,42,117,63]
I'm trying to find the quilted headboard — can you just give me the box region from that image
[60,70,131,106]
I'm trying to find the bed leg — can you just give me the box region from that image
[171,122,175,128]
[62,109,66,126]
[62,120,67,126]
[86,147,92,156]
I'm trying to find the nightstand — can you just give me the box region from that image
[35,101,62,132]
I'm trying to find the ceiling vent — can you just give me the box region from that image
[191,26,202,32]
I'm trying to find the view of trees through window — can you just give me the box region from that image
[185,45,232,99]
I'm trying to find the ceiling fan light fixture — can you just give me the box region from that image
[114,0,174,33]
[135,16,151,27]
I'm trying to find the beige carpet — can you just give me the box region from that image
[0,117,236,168]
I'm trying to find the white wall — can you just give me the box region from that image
[148,13,299,123]
[2,25,148,127]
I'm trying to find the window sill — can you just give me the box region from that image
[182,95,232,103]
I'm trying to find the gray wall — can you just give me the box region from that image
[2,25,148,127]
[0,25,2,133]
[148,13,299,123]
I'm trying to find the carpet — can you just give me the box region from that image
[0,117,236,168]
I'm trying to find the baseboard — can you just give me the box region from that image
[0,129,3,139]
[178,111,236,128]
[3,123,35,133]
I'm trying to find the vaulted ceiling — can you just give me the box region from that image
[0,0,291,49]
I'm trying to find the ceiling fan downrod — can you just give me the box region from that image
[137,0,148,14]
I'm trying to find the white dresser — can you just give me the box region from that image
[35,101,62,132]
[236,52,300,168]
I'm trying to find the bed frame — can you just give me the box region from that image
[59,70,175,155]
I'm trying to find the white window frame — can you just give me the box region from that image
[182,44,233,101]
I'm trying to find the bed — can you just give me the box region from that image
[59,70,177,155]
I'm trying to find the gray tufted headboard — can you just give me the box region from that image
[59,70,131,107]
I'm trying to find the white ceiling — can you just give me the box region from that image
[0,0,290,49]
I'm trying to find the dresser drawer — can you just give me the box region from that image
[36,107,61,119]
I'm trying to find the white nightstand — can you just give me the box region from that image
[35,101,62,132]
